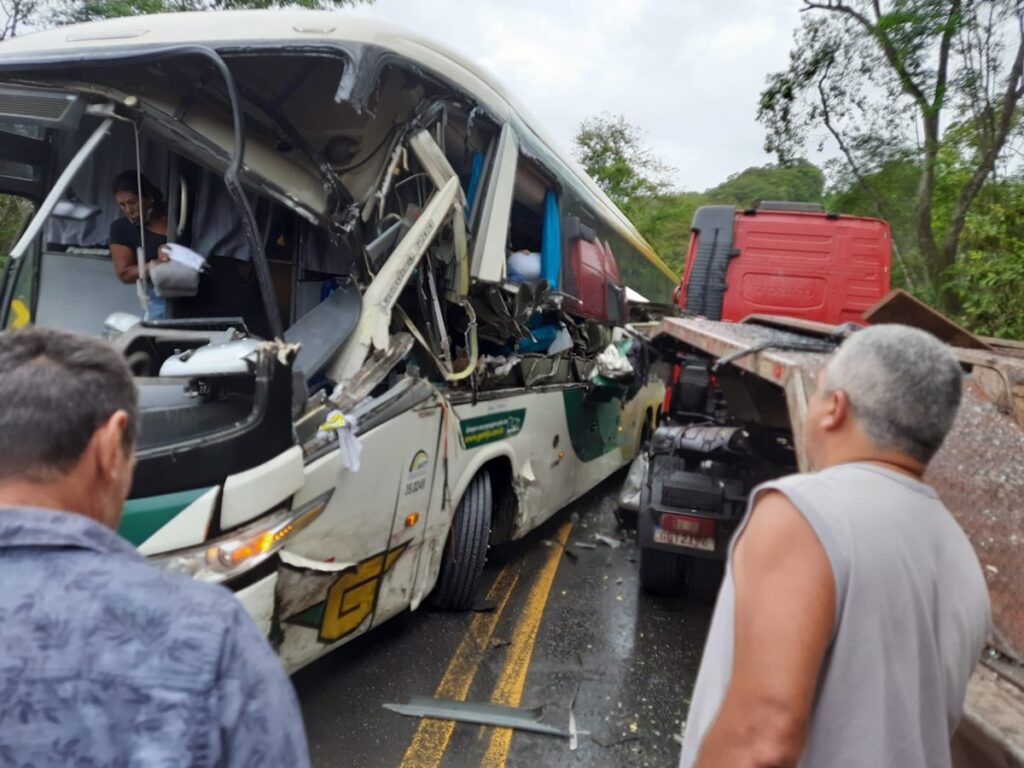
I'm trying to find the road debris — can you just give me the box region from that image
[541,538,579,561]
[572,541,598,550]
[592,730,640,748]
[568,682,582,752]
[595,533,622,549]
[383,696,569,737]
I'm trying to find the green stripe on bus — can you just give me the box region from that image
[562,390,624,462]
[119,487,211,546]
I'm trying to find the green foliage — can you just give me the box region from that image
[0,194,33,273]
[573,113,675,210]
[760,1,1024,312]
[626,192,705,277]
[946,184,1024,339]
[705,161,824,207]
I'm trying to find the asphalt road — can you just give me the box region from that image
[294,472,713,768]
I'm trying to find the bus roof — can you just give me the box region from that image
[0,10,674,280]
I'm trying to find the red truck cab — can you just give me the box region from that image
[676,202,891,324]
[643,203,893,599]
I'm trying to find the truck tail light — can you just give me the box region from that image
[659,513,715,538]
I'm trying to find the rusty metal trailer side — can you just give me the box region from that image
[649,315,1024,768]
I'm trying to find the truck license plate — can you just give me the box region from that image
[653,528,715,552]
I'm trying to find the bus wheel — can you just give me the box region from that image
[638,546,687,596]
[430,469,493,610]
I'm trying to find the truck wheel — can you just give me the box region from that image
[686,558,725,604]
[639,546,687,596]
[430,470,493,610]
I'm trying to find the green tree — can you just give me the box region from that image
[0,195,32,272]
[759,0,1024,310]
[946,178,1024,338]
[573,113,676,212]
[705,161,825,207]
[628,192,706,276]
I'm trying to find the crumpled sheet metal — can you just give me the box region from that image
[927,378,1024,662]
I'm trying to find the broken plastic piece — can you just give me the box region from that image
[476,354,519,378]
[330,175,460,384]
[593,343,634,380]
[329,332,414,413]
[319,410,362,471]
[383,697,570,738]
[594,534,622,549]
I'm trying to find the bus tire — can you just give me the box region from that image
[638,546,687,596]
[430,469,493,610]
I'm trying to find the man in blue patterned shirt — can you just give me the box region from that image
[0,326,310,767]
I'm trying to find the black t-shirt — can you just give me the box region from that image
[109,217,167,263]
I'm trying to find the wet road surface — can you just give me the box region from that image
[294,472,713,767]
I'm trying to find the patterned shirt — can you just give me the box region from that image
[0,506,310,768]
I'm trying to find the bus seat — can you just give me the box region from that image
[284,279,362,382]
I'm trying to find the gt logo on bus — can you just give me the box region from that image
[285,543,410,643]
[319,543,409,642]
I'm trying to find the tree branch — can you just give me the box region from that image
[802,0,932,111]
[945,11,1024,259]
[815,67,918,289]
[932,0,961,113]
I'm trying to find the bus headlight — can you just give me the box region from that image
[151,490,333,583]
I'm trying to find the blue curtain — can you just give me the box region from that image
[541,189,561,289]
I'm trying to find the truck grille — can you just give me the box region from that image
[661,484,720,512]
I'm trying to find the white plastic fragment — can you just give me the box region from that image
[592,343,634,379]
[547,326,573,356]
[320,410,362,472]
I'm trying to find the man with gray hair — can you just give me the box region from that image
[679,324,990,768]
[0,327,310,767]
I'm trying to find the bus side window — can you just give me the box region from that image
[506,156,560,286]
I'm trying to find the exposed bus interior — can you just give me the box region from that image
[0,45,662,497]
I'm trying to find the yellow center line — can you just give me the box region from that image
[481,520,573,768]
[399,561,522,768]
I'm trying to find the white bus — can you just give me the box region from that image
[0,11,677,671]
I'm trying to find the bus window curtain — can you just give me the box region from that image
[465,152,485,217]
[541,188,561,289]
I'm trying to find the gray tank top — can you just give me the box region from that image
[679,463,990,768]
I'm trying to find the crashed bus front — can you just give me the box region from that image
[0,12,675,671]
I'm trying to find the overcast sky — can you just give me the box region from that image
[341,0,805,191]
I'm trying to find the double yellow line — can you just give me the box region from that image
[400,520,573,768]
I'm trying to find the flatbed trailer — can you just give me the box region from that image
[645,314,1024,767]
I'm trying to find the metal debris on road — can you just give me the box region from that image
[594,533,622,548]
[383,696,570,737]
[568,682,581,752]
[572,541,598,550]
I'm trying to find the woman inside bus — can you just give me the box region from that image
[108,170,171,320]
